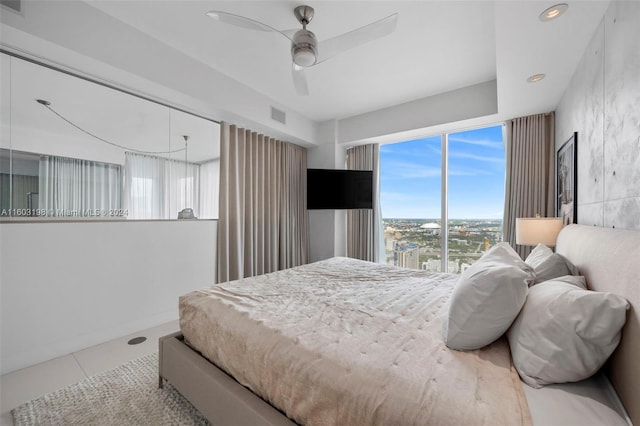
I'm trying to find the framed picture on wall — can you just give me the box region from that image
[556,132,578,225]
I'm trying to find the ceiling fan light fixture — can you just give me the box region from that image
[292,47,316,67]
[291,29,317,67]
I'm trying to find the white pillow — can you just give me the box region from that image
[442,242,534,350]
[525,243,579,283]
[507,275,630,388]
[524,243,554,269]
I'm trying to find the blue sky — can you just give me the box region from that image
[380,124,505,219]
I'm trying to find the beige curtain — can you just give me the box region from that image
[217,122,309,283]
[346,144,382,262]
[504,113,555,258]
[1,174,39,211]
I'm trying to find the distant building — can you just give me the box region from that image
[383,227,397,263]
[420,222,440,235]
[460,262,472,274]
[394,241,419,269]
[423,259,471,274]
[422,259,441,273]
[450,238,469,246]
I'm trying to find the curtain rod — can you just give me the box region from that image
[0,46,220,126]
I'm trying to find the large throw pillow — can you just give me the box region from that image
[507,275,630,388]
[442,242,534,350]
[525,243,578,283]
[524,243,554,268]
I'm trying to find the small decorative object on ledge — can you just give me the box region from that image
[178,208,195,220]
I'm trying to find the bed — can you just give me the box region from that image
[159,224,639,425]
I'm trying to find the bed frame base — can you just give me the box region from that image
[159,332,296,426]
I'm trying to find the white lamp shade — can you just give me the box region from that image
[516,217,564,247]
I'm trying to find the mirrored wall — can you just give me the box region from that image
[0,52,220,220]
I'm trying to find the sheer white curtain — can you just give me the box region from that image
[39,155,121,217]
[199,159,219,219]
[124,152,201,219]
[166,158,200,219]
[346,144,383,262]
[217,122,309,283]
[504,112,555,258]
[124,152,166,219]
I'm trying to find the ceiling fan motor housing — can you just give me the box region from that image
[291,29,318,67]
[294,5,314,26]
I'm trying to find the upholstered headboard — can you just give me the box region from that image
[556,224,640,425]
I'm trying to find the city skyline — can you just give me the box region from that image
[379,125,505,219]
[382,217,503,273]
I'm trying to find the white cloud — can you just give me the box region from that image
[448,166,493,176]
[449,151,504,164]
[382,160,441,179]
[448,136,504,149]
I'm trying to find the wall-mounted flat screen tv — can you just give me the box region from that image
[307,168,373,210]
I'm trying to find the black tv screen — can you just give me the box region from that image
[307,169,373,210]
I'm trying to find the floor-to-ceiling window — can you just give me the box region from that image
[380,124,505,273]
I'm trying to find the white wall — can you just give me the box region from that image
[555,0,640,230]
[336,80,498,144]
[307,120,347,262]
[0,1,243,375]
[0,220,217,374]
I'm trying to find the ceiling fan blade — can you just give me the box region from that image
[292,64,309,96]
[206,10,293,40]
[316,13,398,64]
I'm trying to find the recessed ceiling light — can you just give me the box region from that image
[539,4,569,22]
[527,74,546,83]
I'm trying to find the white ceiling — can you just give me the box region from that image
[87,0,610,125]
[4,53,219,164]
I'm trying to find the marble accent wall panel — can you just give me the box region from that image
[555,23,605,226]
[578,202,605,228]
[555,0,640,230]
[603,1,640,202]
[605,198,640,230]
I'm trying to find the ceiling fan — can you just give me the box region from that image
[206,5,398,96]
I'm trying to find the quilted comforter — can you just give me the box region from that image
[179,257,531,426]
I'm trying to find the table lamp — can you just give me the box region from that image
[515,214,564,247]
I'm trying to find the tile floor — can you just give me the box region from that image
[0,320,179,426]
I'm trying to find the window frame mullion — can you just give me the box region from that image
[440,133,448,273]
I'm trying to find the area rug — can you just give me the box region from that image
[12,352,210,425]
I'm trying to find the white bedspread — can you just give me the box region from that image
[179,257,531,426]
